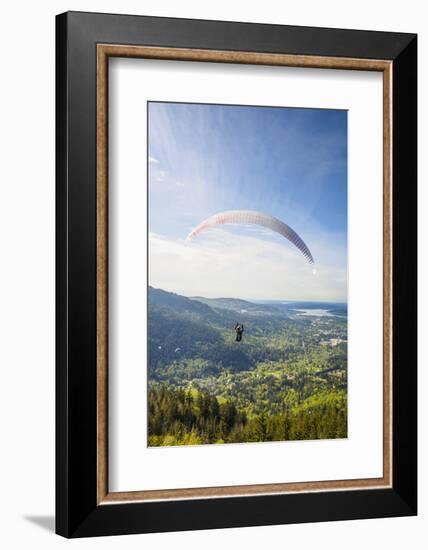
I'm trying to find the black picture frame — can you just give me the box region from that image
[56,11,417,538]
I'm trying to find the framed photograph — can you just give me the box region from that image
[56,11,417,537]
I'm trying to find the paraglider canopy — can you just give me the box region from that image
[186,209,314,265]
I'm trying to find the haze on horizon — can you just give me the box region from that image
[148,102,348,302]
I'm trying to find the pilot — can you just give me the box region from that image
[235,323,244,342]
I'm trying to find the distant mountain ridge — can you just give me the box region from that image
[190,295,283,316]
[148,287,218,321]
[149,286,285,318]
[148,287,346,318]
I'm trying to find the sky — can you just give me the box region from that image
[148,101,347,302]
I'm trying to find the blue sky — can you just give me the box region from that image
[148,102,347,302]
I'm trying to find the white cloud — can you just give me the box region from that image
[153,169,167,183]
[148,156,159,164]
[148,228,347,302]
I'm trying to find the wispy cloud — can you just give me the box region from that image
[149,228,347,302]
[149,155,159,164]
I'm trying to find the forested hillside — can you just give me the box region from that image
[148,287,347,446]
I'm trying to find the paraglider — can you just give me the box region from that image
[186,210,314,344]
[235,323,244,342]
[185,210,314,265]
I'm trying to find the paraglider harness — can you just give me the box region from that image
[235,323,244,342]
